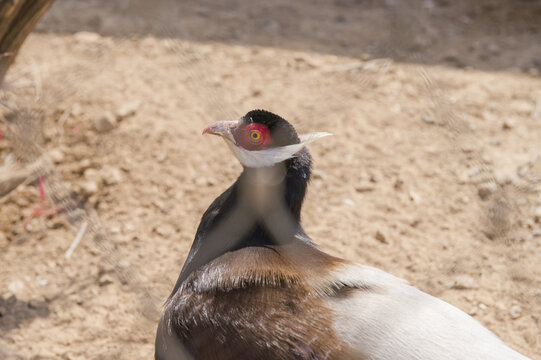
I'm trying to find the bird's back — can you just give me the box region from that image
[157,242,529,360]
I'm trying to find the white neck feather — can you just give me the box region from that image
[227,132,332,168]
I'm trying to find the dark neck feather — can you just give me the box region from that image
[170,148,312,296]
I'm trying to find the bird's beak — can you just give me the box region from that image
[202,120,238,144]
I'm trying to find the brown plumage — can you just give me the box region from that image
[158,244,363,359]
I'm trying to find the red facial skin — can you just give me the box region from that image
[233,123,273,150]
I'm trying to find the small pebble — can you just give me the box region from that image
[152,200,168,214]
[425,146,437,155]
[206,177,217,186]
[369,173,379,183]
[461,144,476,153]
[7,280,25,296]
[74,159,92,174]
[154,224,175,238]
[84,168,102,182]
[477,182,497,200]
[393,177,404,189]
[99,274,114,287]
[195,177,208,186]
[534,207,541,223]
[80,181,99,196]
[422,115,436,124]
[510,305,522,319]
[450,275,478,290]
[494,171,510,186]
[71,103,83,116]
[94,111,117,133]
[343,198,355,206]
[155,152,168,163]
[355,185,375,193]
[409,190,421,204]
[102,166,123,186]
[48,148,65,163]
[502,118,516,130]
[375,230,388,244]
[28,299,44,309]
[46,218,65,230]
[116,101,140,120]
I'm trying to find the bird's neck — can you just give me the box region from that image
[170,149,312,296]
[238,149,311,223]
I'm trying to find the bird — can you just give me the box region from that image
[155,109,530,360]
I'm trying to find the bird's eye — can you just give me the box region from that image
[233,123,271,150]
[249,130,262,142]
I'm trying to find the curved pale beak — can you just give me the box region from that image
[202,120,238,144]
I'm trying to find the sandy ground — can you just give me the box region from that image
[1,0,541,359]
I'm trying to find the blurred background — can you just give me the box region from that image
[0,0,540,358]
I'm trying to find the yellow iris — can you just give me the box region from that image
[249,130,262,142]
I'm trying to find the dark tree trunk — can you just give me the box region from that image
[0,0,55,85]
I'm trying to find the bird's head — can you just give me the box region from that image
[203,109,330,168]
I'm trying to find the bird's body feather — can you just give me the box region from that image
[158,242,528,359]
[327,266,529,360]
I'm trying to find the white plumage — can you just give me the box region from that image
[328,264,530,359]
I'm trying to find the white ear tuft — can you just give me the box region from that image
[298,132,333,144]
